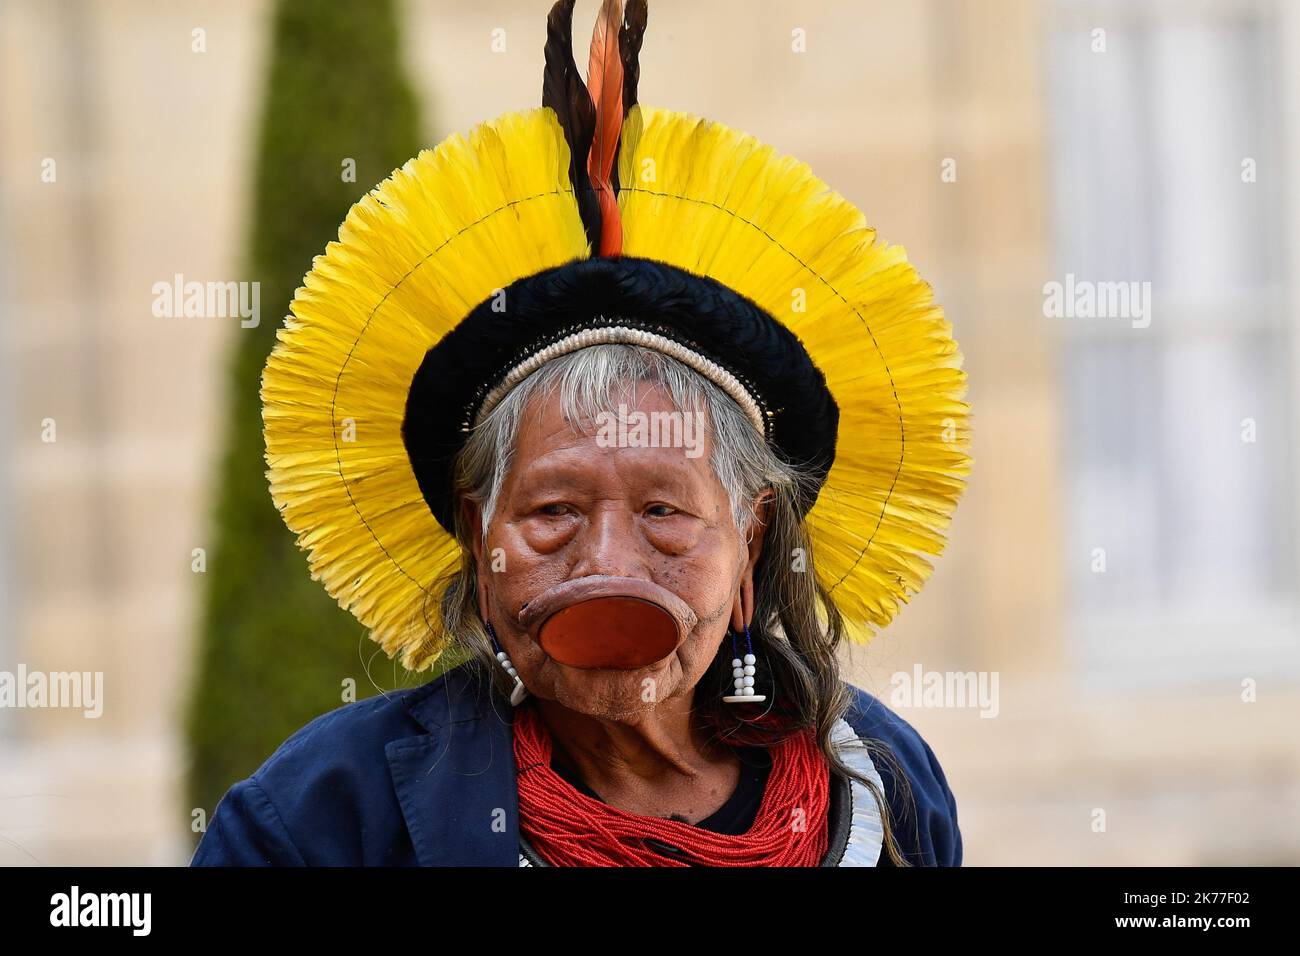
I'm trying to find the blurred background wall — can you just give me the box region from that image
[0,0,1296,865]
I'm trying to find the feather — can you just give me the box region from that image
[611,0,647,196]
[586,0,626,256]
[620,0,648,113]
[542,0,600,251]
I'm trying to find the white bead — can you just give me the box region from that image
[731,658,743,668]
[743,676,754,688]
[733,667,744,678]
[743,653,756,665]
[509,680,528,707]
[496,651,508,662]
[743,665,755,676]
[734,679,745,690]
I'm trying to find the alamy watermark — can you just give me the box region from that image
[890,664,999,718]
[50,886,150,936]
[1043,273,1151,329]
[594,403,705,459]
[152,272,260,327]
[0,665,103,718]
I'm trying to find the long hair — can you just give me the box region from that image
[436,343,914,865]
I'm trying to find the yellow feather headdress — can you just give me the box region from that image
[261,2,970,673]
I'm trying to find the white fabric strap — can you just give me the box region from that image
[829,716,886,867]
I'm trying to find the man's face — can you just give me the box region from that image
[472,382,758,722]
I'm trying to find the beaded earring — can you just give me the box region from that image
[485,622,528,706]
[723,623,766,704]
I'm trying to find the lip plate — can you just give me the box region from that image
[537,594,682,670]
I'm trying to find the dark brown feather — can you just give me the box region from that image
[612,0,648,196]
[620,0,648,113]
[542,0,601,250]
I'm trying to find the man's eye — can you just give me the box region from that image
[645,504,675,517]
[539,503,570,517]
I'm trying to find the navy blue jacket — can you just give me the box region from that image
[191,661,962,866]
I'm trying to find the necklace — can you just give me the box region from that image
[511,702,829,866]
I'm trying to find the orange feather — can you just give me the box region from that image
[586,0,625,256]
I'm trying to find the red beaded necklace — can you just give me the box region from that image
[512,701,829,867]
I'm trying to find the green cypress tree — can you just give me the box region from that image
[185,0,429,834]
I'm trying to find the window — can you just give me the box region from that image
[1049,0,1300,688]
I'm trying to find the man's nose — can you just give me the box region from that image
[570,505,646,579]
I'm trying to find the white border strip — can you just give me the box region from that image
[829,717,885,867]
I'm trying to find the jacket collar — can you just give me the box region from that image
[386,661,523,866]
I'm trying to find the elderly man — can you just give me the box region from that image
[192,0,969,868]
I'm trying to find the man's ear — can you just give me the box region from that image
[462,497,485,563]
[732,489,774,631]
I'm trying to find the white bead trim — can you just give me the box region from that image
[475,324,768,435]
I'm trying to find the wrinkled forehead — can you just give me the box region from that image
[522,373,708,434]
[508,380,716,480]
